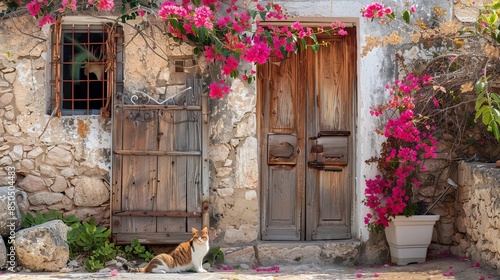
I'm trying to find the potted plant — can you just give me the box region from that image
[363,72,440,265]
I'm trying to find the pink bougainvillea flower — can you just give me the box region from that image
[110,269,118,276]
[356,273,362,278]
[96,0,114,11]
[209,82,230,99]
[26,0,42,16]
[244,41,271,64]
[38,14,55,27]
[410,5,417,13]
[374,273,379,277]
[137,9,145,17]
[193,6,214,30]
[472,262,481,268]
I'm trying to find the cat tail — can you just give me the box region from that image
[123,263,147,273]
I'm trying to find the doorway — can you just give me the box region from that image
[258,28,357,240]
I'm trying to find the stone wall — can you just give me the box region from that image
[0,14,190,226]
[452,162,500,273]
[0,15,112,225]
[207,79,259,246]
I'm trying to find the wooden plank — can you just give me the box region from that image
[111,107,123,233]
[268,55,297,134]
[114,232,193,245]
[316,37,350,131]
[262,166,300,240]
[115,104,201,111]
[186,79,202,230]
[113,211,202,217]
[114,150,201,156]
[118,109,158,234]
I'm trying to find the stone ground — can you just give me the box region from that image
[0,256,498,280]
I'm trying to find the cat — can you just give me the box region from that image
[124,227,209,273]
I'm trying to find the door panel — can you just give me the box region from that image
[260,54,305,240]
[259,28,356,241]
[112,78,207,244]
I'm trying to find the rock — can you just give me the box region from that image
[50,176,68,193]
[0,187,26,237]
[235,137,258,188]
[59,267,72,273]
[72,177,109,206]
[0,237,6,267]
[0,91,13,108]
[18,175,47,192]
[8,145,23,161]
[45,146,73,167]
[27,147,44,159]
[28,192,64,205]
[209,144,231,163]
[14,220,70,272]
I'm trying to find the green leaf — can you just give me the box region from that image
[489,12,499,25]
[491,121,500,140]
[259,11,267,21]
[492,0,500,10]
[475,97,488,111]
[311,44,320,52]
[402,11,411,24]
[386,12,395,20]
[249,10,257,19]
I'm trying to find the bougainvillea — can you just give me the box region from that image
[2,0,347,98]
[364,73,438,232]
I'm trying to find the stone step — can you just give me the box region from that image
[221,240,361,267]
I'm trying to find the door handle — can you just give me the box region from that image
[324,154,344,160]
[324,167,342,172]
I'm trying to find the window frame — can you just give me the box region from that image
[49,17,123,117]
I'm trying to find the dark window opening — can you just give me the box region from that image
[50,23,123,116]
[174,60,185,73]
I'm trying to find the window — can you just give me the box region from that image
[50,20,123,117]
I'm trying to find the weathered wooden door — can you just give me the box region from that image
[111,78,209,244]
[259,29,356,240]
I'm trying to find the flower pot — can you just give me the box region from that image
[385,214,440,265]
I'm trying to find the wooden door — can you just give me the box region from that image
[259,28,356,241]
[111,78,209,244]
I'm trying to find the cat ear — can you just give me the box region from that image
[202,227,208,232]
[191,227,198,233]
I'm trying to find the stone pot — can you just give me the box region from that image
[0,186,27,237]
[385,214,440,265]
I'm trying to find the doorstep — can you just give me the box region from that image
[221,240,362,267]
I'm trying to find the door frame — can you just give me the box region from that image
[257,24,357,241]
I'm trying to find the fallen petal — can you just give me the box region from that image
[356,273,362,278]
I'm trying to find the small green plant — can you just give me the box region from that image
[84,241,121,271]
[67,217,111,257]
[475,77,500,142]
[124,239,155,262]
[21,209,79,228]
[85,256,105,272]
[203,246,225,266]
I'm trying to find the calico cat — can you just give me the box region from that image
[125,227,209,273]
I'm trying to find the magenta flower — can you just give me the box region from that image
[97,0,114,11]
[38,14,55,27]
[244,41,271,64]
[26,0,42,16]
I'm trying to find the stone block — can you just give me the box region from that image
[222,246,256,265]
[224,224,258,244]
[72,177,109,207]
[50,176,68,193]
[45,146,73,167]
[18,175,47,193]
[28,192,64,205]
[14,220,70,272]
